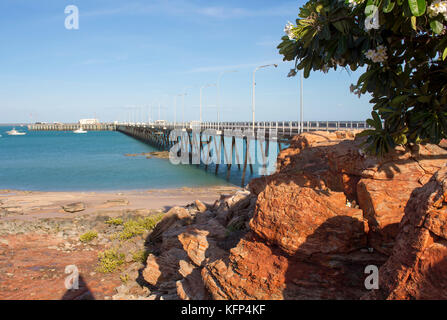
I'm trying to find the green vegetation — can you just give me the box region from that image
[118,214,164,241]
[79,230,98,243]
[278,0,447,156]
[97,249,125,273]
[120,273,130,283]
[105,218,124,226]
[131,249,150,263]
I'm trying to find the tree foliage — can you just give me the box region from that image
[278,0,447,156]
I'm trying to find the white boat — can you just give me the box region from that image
[73,127,87,134]
[6,128,26,136]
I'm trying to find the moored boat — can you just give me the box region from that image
[73,127,87,134]
[6,128,26,136]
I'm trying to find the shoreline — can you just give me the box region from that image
[0,184,243,300]
[0,182,237,194]
[0,185,242,221]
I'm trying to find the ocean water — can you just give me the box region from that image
[0,126,252,191]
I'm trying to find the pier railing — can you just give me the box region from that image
[28,120,372,136]
[117,120,371,136]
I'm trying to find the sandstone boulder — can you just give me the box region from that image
[364,167,447,300]
[251,177,367,256]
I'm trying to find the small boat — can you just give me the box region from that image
[6,128,26,136]
[73,127,87,134]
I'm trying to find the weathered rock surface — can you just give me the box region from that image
[259,132,447,255]
[138,131,447,300]
[251,180,367,256]
[149,207,193,243]
[141,190,255,299]
[364,167,447,300]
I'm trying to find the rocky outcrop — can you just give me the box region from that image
[141,190,257,300]
[140,131,447,300]
[364,166,447,300]
[264,132,447,256]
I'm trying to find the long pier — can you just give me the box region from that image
[28,120,371,186]
[28,123,116,131]
[28,120,370,133]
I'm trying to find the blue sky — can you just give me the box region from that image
[0,0,373,123]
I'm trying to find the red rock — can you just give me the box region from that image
[201,133,447,300]
[143,132,447,300]
[357,179,421,255]
[439,139,447,149]
[364,167,447,299]
[202,234,387,300]
[250,178,367,256]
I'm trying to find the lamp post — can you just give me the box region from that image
[174,94,183,128]
[252,64,278,131]
[158,94,169,122]
[217,70,237,131]
[300,70,304,134]
[200,83,216,124]
[181,86,193,129]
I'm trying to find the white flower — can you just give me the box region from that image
[284,21,296,40]
[364,45,388,63]
[427,0,447,19]
[365,49,376,60]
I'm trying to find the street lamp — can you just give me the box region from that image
[252,64,278,131]
[174,94,184,128]
[200,83,216,123]
[299,70,304,134]
[217,70,237,131]
[181,86,193,129]
[158,94,170,122]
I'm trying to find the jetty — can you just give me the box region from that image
[28,120,371,186]
[28,123,116,131]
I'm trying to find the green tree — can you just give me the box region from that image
[278,0,447,156]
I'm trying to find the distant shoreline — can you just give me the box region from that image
[0,183,237,194]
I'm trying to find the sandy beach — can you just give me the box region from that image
[0,186,240,221]
[0,185,241,300]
